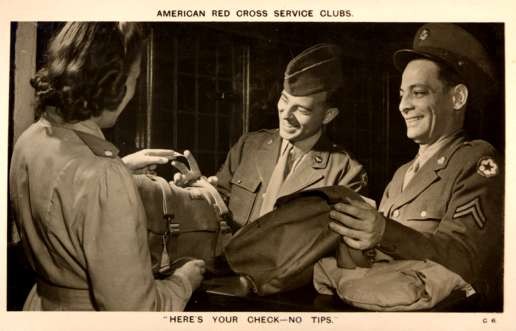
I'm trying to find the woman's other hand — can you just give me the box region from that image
[172,259,206,291]
[122,149,179,173]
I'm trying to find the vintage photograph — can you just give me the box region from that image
[6,20,505,315]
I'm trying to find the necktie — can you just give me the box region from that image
[259,143,294,216]
[402,157,420,190]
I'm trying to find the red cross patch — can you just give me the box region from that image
[477,157,498,178]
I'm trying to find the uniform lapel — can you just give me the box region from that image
[255,131,282,189]
[277,135,330,198]
[390,161,440,210]
[391,163,411,196]
[390,135,466,210]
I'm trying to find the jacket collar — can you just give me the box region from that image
[42,107,105,139]
[277,133,334,198]
[255,130,334,193]
[40,109,119,158]
[255,131,283,187]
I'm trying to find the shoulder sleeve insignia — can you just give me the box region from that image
[477,156,498,178]
[361,172,368,188]
[453,197,486,229]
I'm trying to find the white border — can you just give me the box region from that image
[1,0,514,330]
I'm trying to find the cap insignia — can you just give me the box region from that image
[419,28,429,41]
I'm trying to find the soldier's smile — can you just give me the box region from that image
[404,115,424,126]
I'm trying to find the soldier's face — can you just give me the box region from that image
[277,90,337,142]
[399,59,455,145]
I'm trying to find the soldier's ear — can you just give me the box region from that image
[451,84,468,110]
[323,107,339,125]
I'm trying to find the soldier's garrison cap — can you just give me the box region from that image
[284,43,343,96]
[393,23,495,89]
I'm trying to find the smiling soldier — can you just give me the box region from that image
[216,43,367,228]
[328,24,503,307]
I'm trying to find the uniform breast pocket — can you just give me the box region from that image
[229,173,261,226]
[404,200,444,233]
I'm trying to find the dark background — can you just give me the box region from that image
[117,22,504,203]
[7,22,505,310]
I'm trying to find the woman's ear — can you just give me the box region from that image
[322,107,340,125]
[452,84,468,110]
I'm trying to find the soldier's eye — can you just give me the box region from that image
[413,90,427,97]
[296,106,311,115]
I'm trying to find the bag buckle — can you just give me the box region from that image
[169,222,180,235]
[219,220,232,234]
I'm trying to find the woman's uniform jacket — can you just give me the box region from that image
[9,115,192,311]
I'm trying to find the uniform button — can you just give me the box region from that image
[314,155,322,163]
[392,209,399,218]
[420,210,427,217]
[437,156,445,165]
[237,179,242,184]
[104,150,113,157]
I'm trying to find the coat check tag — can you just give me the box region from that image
[461,283,477,297]
[453,197,486,229]
[159,234,171,272]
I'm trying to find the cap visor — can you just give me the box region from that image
[393,49,442,72]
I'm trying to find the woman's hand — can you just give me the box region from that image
[171,150,203,186]
[172,259,206,291]
[122,149,179,173]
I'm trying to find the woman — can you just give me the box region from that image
[9,22,205,311]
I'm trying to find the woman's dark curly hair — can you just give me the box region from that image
[31,22,149,122]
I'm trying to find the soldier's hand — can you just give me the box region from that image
[206,176,218,186]
[171,150,203,187]
[122,149,179,173]
[172,259,206,291]
[329,199,386,250]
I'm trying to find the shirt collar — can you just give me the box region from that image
[281,130,322,156]
[416,130,463,167]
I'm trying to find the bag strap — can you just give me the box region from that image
[150,175,177,273]
[151,176,168,214]
[190,177,229,216]
[151,175,179,232]
[191,178,233,250]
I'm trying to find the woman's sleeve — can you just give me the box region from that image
[79,159,192,311]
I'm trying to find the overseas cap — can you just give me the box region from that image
[284,43,343,96]
[393,24,495,89]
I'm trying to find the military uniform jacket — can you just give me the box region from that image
[217,129,367,227]
[9,116,192,311]
[378,134,503,294]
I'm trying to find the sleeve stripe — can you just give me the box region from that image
[455,197,479,213]
[453,198,486,229]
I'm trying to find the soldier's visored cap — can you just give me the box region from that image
[393,23,495,89]
[284,43,343,96]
